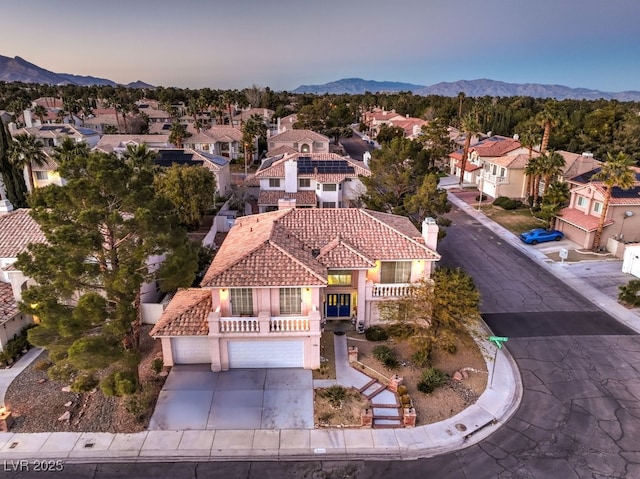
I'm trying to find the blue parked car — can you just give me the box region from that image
[519,228,564,245]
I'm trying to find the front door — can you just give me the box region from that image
[326,293,351,318]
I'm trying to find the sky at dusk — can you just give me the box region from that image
[2,0,639,92]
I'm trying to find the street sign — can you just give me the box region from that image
[489,336,509,349]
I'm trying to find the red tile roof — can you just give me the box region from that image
[0,282,18,324]
[149,289,211,337]
[0,209,46,258]
[257,190,317,207]
[557,207,613,232]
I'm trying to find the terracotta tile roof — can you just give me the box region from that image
[491,153,537,169]
[255,153,370,180]
[203,125,243,142]
[470,136,522,157]
[149,288,211,337]
[0,209,46,258]
[0,282,18,324]
[31,149,58,171]
[317,236,375,269]
[265,145,298,157]
[557,207,614,232]
[257,190,317,207]
[269,129,329,143]
[95,134,171,150]
[232,108,274,121]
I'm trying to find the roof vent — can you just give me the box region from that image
[311,248,320,258]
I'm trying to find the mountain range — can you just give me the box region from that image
[2,54,639,101]
[293,77,640,101]
[0,55,153,88]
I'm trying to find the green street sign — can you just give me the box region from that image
[489,336,509,349]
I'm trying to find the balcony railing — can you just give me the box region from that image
[482,171,508,184]
[371,283,411,298]
[217,316,310,333]
[270,317,310,332]
[219,317,259,333]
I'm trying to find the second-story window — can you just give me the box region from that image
[279,288,301,315]
[577,196,586,207]
[323,184,337,191]
[269,178,281,188]
[593,202,602,214]
[230,288,253,316]
[380,261,412,284]
[299,178,311,188]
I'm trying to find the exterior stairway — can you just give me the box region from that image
[358,379,403,428]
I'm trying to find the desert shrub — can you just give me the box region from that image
[71,372,99,393]
[493,196,523,210]
[411,348,431,368]
[101,370,138,397]
[417,367,447,394]
[619,279,640,307]
[125,389,156,422]
[475,194,487,201]
[386,322,415,339]
[373,345,399,370]
[401,394,412,407]
[365,326,388,341]
[47,361,75,382]
[151,358,164,374]
[33,359,53,371]
[397,385,408,396]
[441,342,458,355]
[436,216,452,227]
[321,385,347,408]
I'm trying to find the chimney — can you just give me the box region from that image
[0,177,14,215]
[24,109,33,128]
[284,158,297,193]
[422,217,439,252]
[363,151,371,168]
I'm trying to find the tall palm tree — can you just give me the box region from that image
[537,150,566,197]
[242,114,267,175]
[537,100,561,152]
[53,137,90,165]
[524,155,543,204]
[458,113,480,187]
[122,143,157,170]
[519,128,541,204]
[169,121,189,149]
[9,134,48,193]
[32,104,48,125]
[540,181,570,229]
[592,152,636,250]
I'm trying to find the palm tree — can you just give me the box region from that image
[537,150,565,197]
[53,137,90,164]
[32,104,48,125]
[169,121,189,149]
[540,181,570,229]
[9,134,48,193]
[122,143,157,170]
[592,152,637,250]
[519,128,541,204]
[536,101,561,152]
[242,114,267,175]
[524,155,543,204]
[458,113,480,187]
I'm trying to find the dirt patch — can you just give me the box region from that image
[313,331,337,380]
[347,330,487,426]
[314,386,369,428]
[4,325,167,433]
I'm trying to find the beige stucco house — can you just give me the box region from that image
[267,129,330,156]
[150,208,440,371]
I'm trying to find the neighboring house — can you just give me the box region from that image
[449,135,526,189]
[267,129,330,156]
[230,108,274,128]
[12,124,101,149]
[253,152,370,212]
[0,209,46,352]
[362,108,405,138]
[183,125,243,160]
[155,149,231,196]
[94,134,173,156]
[150,207,440,370]
[82,108,122,134]
[386,117,428,140]
[555,167,640,250]
[275,114,298,134]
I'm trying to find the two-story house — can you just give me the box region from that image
[94,134,173,157]
[150,207,440,370]
[182,125,243,160]
[253,153,370,212]
[155,149,231,197]
[267,129,330,156]
[555,167,640,250]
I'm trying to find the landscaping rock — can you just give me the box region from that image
[64,401,73,407]
[61,386,71,393]
[58,411,70,422]
[453,371,463,381]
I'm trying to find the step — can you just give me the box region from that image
[372,418,403,428]
[372,407,401,420]
[370,389,399,407]
[357,378,377,394]
[363,384,386,399]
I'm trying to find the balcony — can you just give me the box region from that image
[213,312,317,335]
[482,171,508,184]
[371,283,411,298]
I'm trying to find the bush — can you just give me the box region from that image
[475,194,487,202]
[619,279,640,307]
[417,367,448,394]
[373,345,399,370]
[101,370,138,397]
[33,359,53,371]
[321,385,347,408]
[48,361,75,382]
[411,348,431,368]
[365,326,388,341]
[126,389,156,422]
[71,373,99,392]
[401,394,412,407]
[397,385,408,396]
[493,196,523,210]
[151,358,164,374]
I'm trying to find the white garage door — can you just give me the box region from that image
[228,340,304,368]
[172,337,211,364]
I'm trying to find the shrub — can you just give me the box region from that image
[397,385,408,396]
[71,373,99,393]
[401,394,412,407]
[365,326,388,341]
[373,345,399,370]
[619,279,640,307]
[411,348,431,368]
[151,358,164,374]
[101,370,138,397]
[125,389,156,422]
[475,194,487,202]
[321,385,347,409]
[417,367,447,394]
[48,361,75,382]
[493,196,523,210]
[33,359,53,371]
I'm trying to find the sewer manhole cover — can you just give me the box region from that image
[455,423,467,432]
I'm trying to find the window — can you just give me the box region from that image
[491,164,497,175]
[328,271,352,286]
[322,202,336,208]
[34,171,48,180]
[577,196,586,207]
[269,178,281,188]
[293,142,298,148]
[323,184,337,191]
[380,261,412,284]
[593,202,602,213]
[230,288,253,316]
[500,167,506,177]
[313,141,324,148]
[299,178,311,188]
[279,288,301,315]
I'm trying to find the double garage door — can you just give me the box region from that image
[228,340,304,368]
[171,337,304,368]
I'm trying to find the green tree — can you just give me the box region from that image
[241,114,268,175]
[538,181,570,229]
[122,143,157,170]
[458,113,480,187]
[404,173,451,228]
[378,267,480,356]
[537,100,561,152]
[9,133,48,193]
[0,116,28,208]
[32,104,48,124]
[537,150,566,198]
[169,121,190,149]
[418,117,453,170]
[592,152,636,250]
[376,124,405,144]
[155,163,217,228]
[16,151,198,394]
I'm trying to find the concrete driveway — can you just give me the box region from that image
[149,365,314,431]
